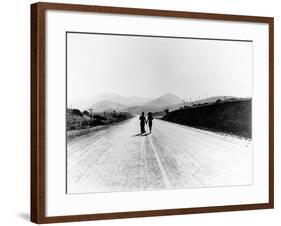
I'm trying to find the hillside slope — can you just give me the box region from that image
[88,100,127,112]
[162,99,252,138]
[145,93,182,107]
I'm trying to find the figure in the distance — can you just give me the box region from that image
[147,112,154,133]
[139,112,147,134]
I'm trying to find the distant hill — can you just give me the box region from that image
[190,96,236,105]
[93,94,129,105]
[162,98,252,138]
[71,93,152,110]
[125,105,164,115]
[167,96,238,111]
[124,93,182,114]
[145,93,182,107]
[119,95,239,115]
[88,100,127,112]
[127,96,153,106]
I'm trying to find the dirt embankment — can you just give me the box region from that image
[162,99,252,139]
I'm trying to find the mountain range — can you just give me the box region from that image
[145,93,182,107]
[71,93,152,111]
[88,100,127,112]
[72,93,237,114]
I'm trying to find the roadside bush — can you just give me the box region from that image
[81,120,89,127]
[72,109,83,117]
[83,110,90,116]
[93,115,106,120]
[90,119,104,126]
[69,126,76,130]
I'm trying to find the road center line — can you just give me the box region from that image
[140,135,147,187]
[148,136,171,188]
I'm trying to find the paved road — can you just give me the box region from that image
[67,117,252,194]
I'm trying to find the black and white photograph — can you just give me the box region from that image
[66,32,253,194]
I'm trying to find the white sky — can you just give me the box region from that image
[67,33,252,105]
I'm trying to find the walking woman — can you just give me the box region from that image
[147,112,154,133]
[139,112,147,134]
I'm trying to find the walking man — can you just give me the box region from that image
[139,112,147,134]
[147,112,153,133]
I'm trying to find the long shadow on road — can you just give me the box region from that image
[132,132,151,137]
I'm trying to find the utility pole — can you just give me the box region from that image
[88,108,94,126]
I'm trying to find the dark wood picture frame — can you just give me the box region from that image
[31,2,274,224]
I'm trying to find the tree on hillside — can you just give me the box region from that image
[83,110,90,116]
[163,108,169,115]
[72,109,83,117]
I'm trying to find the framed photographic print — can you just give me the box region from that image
[31,2,274,224]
